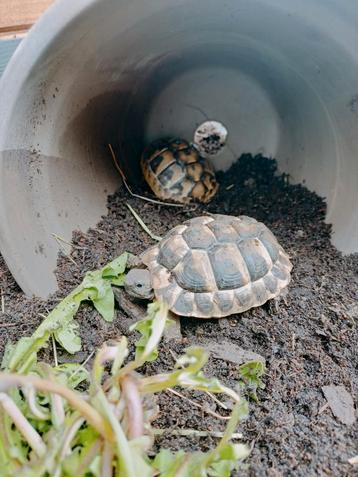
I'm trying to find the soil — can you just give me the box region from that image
[0,154,357,476]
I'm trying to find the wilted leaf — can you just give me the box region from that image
[55,321,82,354]
[239,360,266,402]
[3,253,129,372]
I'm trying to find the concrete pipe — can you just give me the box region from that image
[1,0,358,298]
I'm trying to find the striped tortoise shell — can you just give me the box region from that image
[141,138,218,204]
[141,214,292,318]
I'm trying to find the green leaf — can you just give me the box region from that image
[131,301,169,363]
[132,318,158,363]
[79,271,115,322]
[62,426,99,476]
[92,282,115,323]
[208,443,250,476]
[238,360,266,402]
[208,459,233,477]
[76,425,99,447]
[1,339,38,372]
[153,449,190,476]
[0,249,253,476]
[55,321,82,354]
[128,438,153,477]
[55,363,89,389]
[101,252,128,278]
[1,343,15,369]
[110,274,126,286]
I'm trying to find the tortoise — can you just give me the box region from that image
[141,137,218,204]
[124,214,292,318]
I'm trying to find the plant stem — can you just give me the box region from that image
[121,374,143,439]
[126,203,162,242]
[0,392,46,457]
[75,439,102,477]
[101,440,114,477]
[96,389,136,477]
[0,373,109,439]
[152,428,243,439]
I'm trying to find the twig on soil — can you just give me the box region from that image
[1,289,4,313]
[0,322,22,328]
[291,333,296,351]
[153,428,243,439]
[108,144,184,208]
[51,233,87,250]
[69,350,96,380]
[126,203,162,242]
[51,234,78,266]
[166,388,230,421]
[207,392,229,410]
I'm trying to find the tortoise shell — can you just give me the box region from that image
[141,214,292,318]
[141,138,218,204]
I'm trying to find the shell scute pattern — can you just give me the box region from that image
[182,225,216,249]
[263,274,279,294]
[173,249,214,293]
[141,138,218,204]
[208,243,250,289]
[207,220,239,242]
[149,150,175,176]
[258,228,280,262]
[234,286,255,309]
[174,291,195,315]
[214,290,234,314]
[141,214,292,318]
[157,235,189,270]
[237,238,271,282]
[195,292,215,315]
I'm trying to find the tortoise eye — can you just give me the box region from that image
[136,283,143,288]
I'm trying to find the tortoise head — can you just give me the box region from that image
[124,268,154,300]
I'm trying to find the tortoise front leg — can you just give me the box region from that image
[164,312,182,341]
[113,286,145,332]
[113,287,182,341]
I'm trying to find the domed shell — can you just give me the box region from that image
[141,138,218,204]
[141,214,292,318]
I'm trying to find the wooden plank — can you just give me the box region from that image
[0,0,54,36]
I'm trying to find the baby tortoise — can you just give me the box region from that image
[124,214,292,318]
[141,138,218,204]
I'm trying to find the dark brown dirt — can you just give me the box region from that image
[0,155,357,476]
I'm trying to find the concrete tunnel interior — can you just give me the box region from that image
[1,0,358,297]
